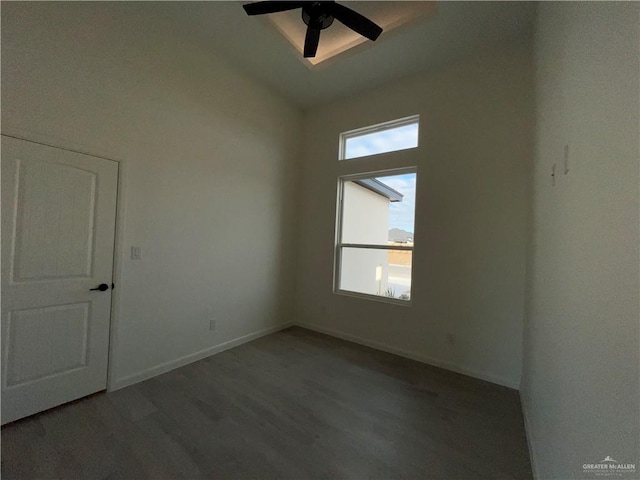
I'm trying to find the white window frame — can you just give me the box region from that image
[338,114,420,161]
[334,166,417,306]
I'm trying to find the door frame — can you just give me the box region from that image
[1,125,128,393]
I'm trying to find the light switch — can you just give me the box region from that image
[131,246,141,260]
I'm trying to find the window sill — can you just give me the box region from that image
[333,289,412,307]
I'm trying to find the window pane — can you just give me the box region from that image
[341,172,416,245]
[339,247,412,300]
[343,122,418,160]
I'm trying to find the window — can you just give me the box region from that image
[335,115,419,304]
[339,115,419,160]
[335,169,417,302]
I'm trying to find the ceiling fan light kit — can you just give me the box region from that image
[242,1,383,58]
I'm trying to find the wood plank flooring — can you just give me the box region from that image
[1,326,532,479]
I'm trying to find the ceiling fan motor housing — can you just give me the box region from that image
[302,2,334,30]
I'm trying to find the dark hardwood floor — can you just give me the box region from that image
[1,326,532,479]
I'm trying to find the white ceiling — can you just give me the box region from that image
[153,1,537,109]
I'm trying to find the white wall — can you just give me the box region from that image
[340,182,390,296]
[1,2,301,387]
[295,47,534,388]
[342,182,390,245]
[522,3,640,478]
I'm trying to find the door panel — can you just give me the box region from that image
[13,160,97,281]
[1,136,118,424]
[6,302,90,387]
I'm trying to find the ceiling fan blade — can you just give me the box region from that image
[243,1,306,16]
[326,2,382,41]
[304,26,321,58]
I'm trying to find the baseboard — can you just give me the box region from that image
[296,322,520,390]
[519,388,539,479]
[110,320,520,392]
[110,322,293,391]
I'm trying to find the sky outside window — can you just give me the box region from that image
[375,173,416,235]
[343,122,418,160]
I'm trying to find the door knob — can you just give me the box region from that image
[90,283,110,292]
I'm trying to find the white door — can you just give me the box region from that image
[1,136,118,424]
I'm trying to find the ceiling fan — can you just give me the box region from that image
[242,1,383,58]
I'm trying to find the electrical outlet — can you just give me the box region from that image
[131,246,141,260]
[446,333,456,346]
[209,319,216,331]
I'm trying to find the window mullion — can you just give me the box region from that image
[339,243,413,251]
